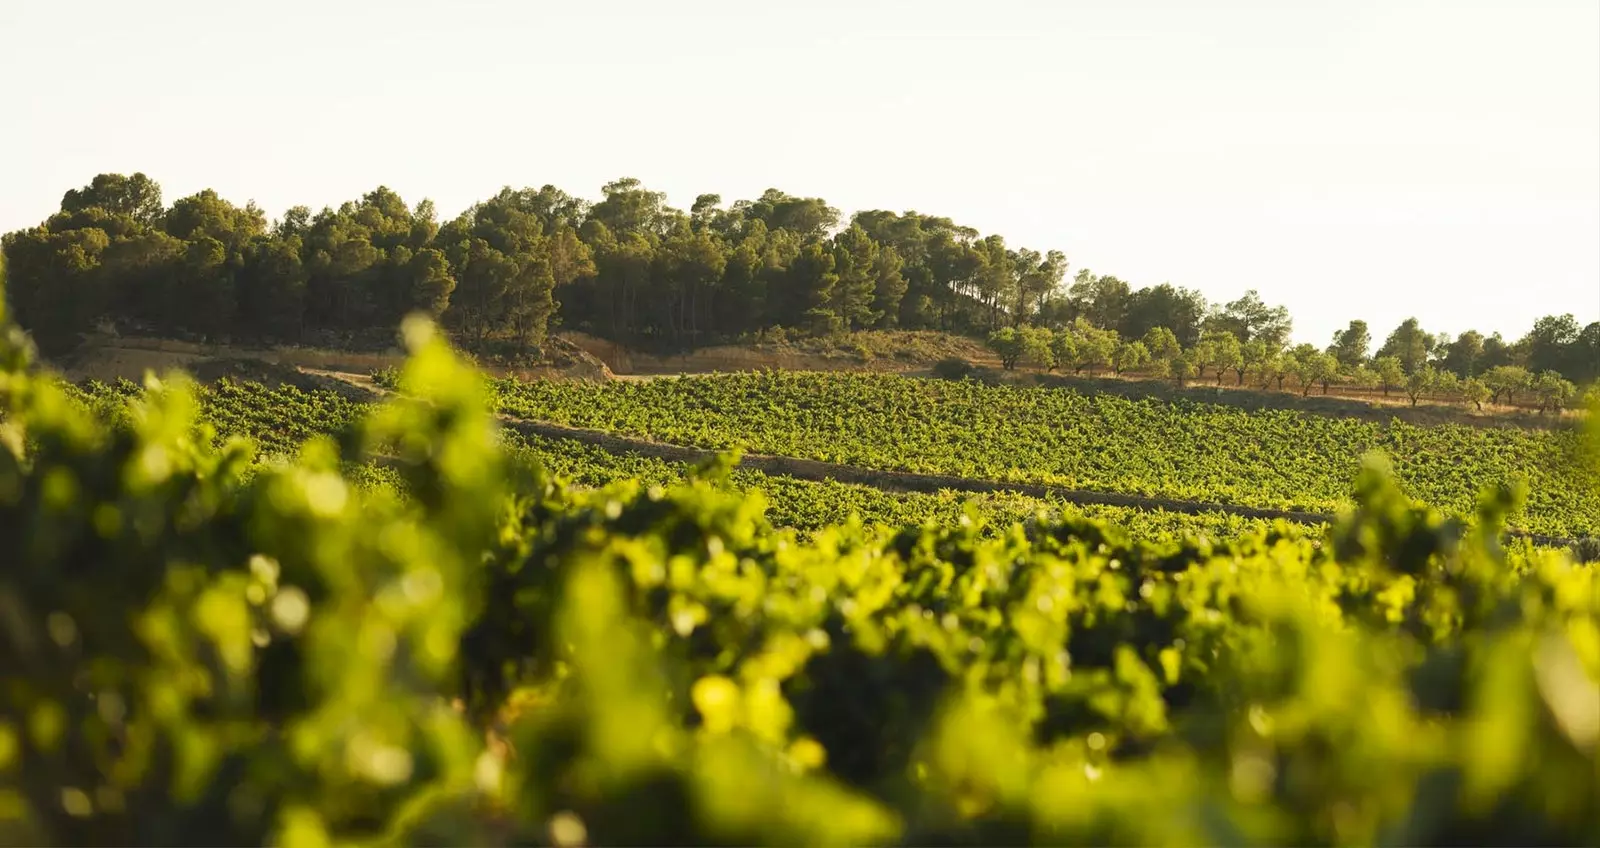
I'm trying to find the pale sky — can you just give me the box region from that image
[2,0,1596,346]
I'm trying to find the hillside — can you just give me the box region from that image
[485,371,1599,539]
[14,325,1598,845]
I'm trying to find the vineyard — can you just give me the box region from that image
[485,371,1600,538]
[3,312,1598,845]
[61,377,1305,545]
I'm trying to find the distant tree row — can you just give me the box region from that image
[4,173,1597,391]
[988,314,1593,413]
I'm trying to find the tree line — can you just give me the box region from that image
[3,172,1597,395]
[987,313,1596,414]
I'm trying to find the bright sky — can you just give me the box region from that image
[2,0,1596,346]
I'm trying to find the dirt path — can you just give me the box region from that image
[299,368,383,392]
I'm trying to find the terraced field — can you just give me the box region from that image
[487,372,1599,538]
[66,377,1300,544]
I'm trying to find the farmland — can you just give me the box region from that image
[487,371,1599,538]
[10,338,1597,845]
[64,377,1308,544]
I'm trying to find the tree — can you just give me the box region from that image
[1462,377,1491,411]
[1274,352,1299,392]
[1168,351,1198,387]
[174,236,236,339]
[870,246,907,329]
[0,224,111,353]
[1066,270,1129,330]
[296,187,442,335]
[545,225,597,291]
[1532,371,1577,415]
[1048,330,1077,373]
[851,209,994,332]
[165,189,266,256]
[1405,366,1438,407]
[1296,351,1337,396]
[437,189,567,349]
[576,223,655,339]
[1440,330,1485,378]
[780,241,839,335]
[736,188,840,240]
[589,177,672,236]
[1576,321,1600,385]
[967,235,1017,330]
[1019,326,1054,370]
[1140,326,1182,365]
[1012,248,1066,325]
[1208,289,1291,347]
[1582,383,1600,415]
[101,229,185,331]
[1066,318,1117,375]
[987,328,1023,369]
[1257,353,1287,391]
[1433,369,1461,403]
[237,236,308,340]
[1238,339,1272,386]
[60,172,164,226]
[1119,284,1207,346]
[829,225,884,331]
[1479,332,1516,372]
[1373,356,1405,397]
[655,223,728,343]
[1348,364,1378,394]
[1482,365,1533,406]
[1112,340,1150,375]
[505,254,557,351]
[1377,318,1433,374]
[1197,329,1242,386]
[689,193,723,232]
[406,248,456,319]
[446,238,517,344]
[1521,314,1583,377]
[986,326,1050,370]
[1318,365,1339,396]
[1328,320,1371,370]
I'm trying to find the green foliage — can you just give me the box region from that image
[1060,319,1118,375]
[1112,340,1150,375]
[69,369,1310,547]
[1406,365,1439,407]
[3,309,1597,843]
[1533,371,1577,415]
[1169,351,1199,387]
[1194,329,1243,385]
[1295,351,1338,397]
[0,316,503,844]
[6,173,1599,397]
[1483,365,1534,406]
[1140,326,1182,364]
[932,357,977,381]
[1461,377,1492,410]
[986,327,1052,371]
[490,371,1599,537]
[1378,318,1434,375]
[1373,355,1406,397]
[1330,319,1371,369]
[986,327,1026,370]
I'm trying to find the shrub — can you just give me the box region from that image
[932,357,976,381]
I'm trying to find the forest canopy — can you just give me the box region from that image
[3,173,1596,391]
